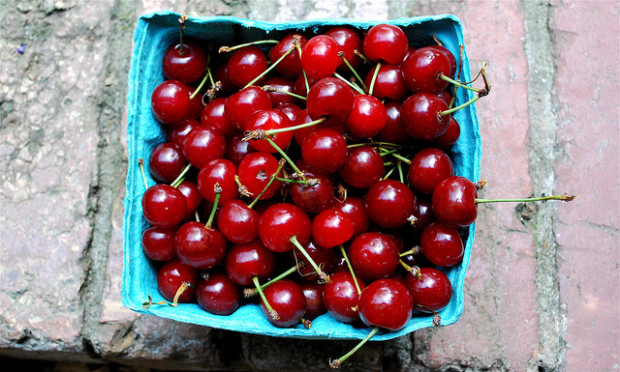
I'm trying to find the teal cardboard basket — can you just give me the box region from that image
[122,11,481,340]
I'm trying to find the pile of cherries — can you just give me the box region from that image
[140,18,573,368]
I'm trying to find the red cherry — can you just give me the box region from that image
[300,129,347,174]
[258,203,311,253]
[177,179,203,220]
[142,226,176,261]
[348,232,400,281]
[362,24,408,64]
[401,46,452,94]
[344,94,388,139]
[365,180,416,229]
[322,271,365,323]
[225,240,275,285]
[245,109,293,153]
[412,197,435,233]
[291,238,338,281]
[420,222,464,267]
[338,146,384,189]
[167,118,200,148]
[162,40,207,84]
[217,199,260,244]
[432,176,478,227]
[359,279,412,331]
[301,35,341,80]
[142,184,187,228]
[405,267,452,312]
[401,92,450,141]
[187,86,204,120]
[289,171,335,215]
[333,197,369,237]
[182,127,226,169]
[225,86,272,131]
[431,45,457,77]
[300,282,325,319]
[227,46,269,88]
[311,208,354,249]
[237,152,282,200]
[201,97,236,138]
[151,80,191,125]
[434,116,461,148]
[408,148,454,195]
[226,133,256,166]
[148,142,187,184]
[263,76,299,107]
[157,259,199,303]
[364,64,407,101]
[293,74,317,98]
[197,272,240,316]
[270,33,308,77]
[277,102,302,122]
[325,27,362,72]
[437,90,453,105]
[175,221,227,269]
[197,159,239,204]
[378,101,409,143]
[212,62,236,95]
[260,279,306,328]
[306,77,355,127]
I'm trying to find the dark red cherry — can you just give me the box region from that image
[412,197,435,232]
[148,142,187,184]
[401,46,452,94]
[344,94,387,139]
[277,102,302,122]
[151,80,191,125]
[245,109,293,153]
[225,86,272,131]
[197,272,240,316]
[293,74,317,98]
[167,118,199,148]
[201,97,237,138]
[378,101,409,143]
[431,45,457,77]
[227,46,269,88]
[260,279,306,328]
[420,222,464,267]
[311,208,354,249]
[359,279,412,331]
[325,27,362,71]
[408,148,454,195]
[364,64,407,101]
[270,33,308,77]
[322,271,365,323]
[157,259,199,303]
[237,152,282,200]
[197,159,239,204]
[333,197,369,237]
[162,40,207,85]
[263,76,299,107]
[301,35,341,80]
[142,226,176,261]
[432,176,478,227]
[362,24,408,64]
[405,267,452,312]
[258,203,311,253]
[226,133,256,166]
[338,146,384,189]
[348,232,400,281]
[182,127,226,169]
[300,129,347,174]
[177,179,203,220]
[401,92,450,141]
[212,62,236,95]
[300,282,325,319]
[293,109,319,146]
[225,240,275,285]
[142,184,187,228]
[437,90,453,105]
[217,199,260,244]
[291,238,337,281]
[187,86,204,120]
[306,77,355,127]
[290,171,335,215]
[175,221,227,269]
[434,116,460,148]
[365,180,416,229]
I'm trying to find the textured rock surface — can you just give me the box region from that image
[0,0,618,371]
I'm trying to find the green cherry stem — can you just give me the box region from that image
[333,72,365,95]
[339,245,361,296]
[390,153,411,165]
[475,194,578,204]
[219,39,279,53]
[346,141,402,149]
[252,276,279,321]
[397,161,404,183]
[337,51,368,93]
[243,265,298,297]
[205,183,221,229]
[353,49,370,63]
[178,15,188,54]
[264,138,308,183]
[289,235,331,283]
[330,327,380,369]
[170,163,193,188]
[382,166,396,181]
[439,73,484,93]
[189,68,212,100]
[138,159,150,189]
[247,159,285,209]
[368,62,381,96]
[262,86,307,101]
[243,45,296,89]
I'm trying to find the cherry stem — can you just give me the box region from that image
[244,265,298,297]
[378,148,399,157]
[289,235,331,283]
[399,246,420,257]
[330,327,379,369]
[450,45,464,109]
[138,158,149,189]
[190,68,211,101]
[346,141,401,149]
[247,160,285,209]
[439,73,483,93]
[475,194,578,204]
[301,318,312,329]
[264,117,326,137]
[194,210,200,223]
[142,281,190,308]
[337,51,368,93]
[390,153,411,165]
[383,161,394,167]
[432,33,443,47]
[276,177,309,184]
[170,163,192,188]
[397,161,404,183]
[440,95,481,116]
[262,86,307,101]
[382,166,396,181]
[243,45,296,89]
[353,49,369,63]
[218,39,279,53]
[205,183,221,229]
[339,245,361,296]
[368,62,381,96]
[332,72,365,95]
[263,137,308,183]
[399,260,421,279]
[178,15,188,55]
[252,276,279,321]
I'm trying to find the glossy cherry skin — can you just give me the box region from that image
[300,129,347,174]
[175,221,227,269]
[325,26,362,71]
[182,127,226,169]
[162,40,207,84]
[408,148,454,195]
[365,180,416,229]
[226,133,256,166]
[322,271,366,323]
[292,109,319,146]
[349,232,400,281]
[401,46,452,94]
[201,97,237,138]
[148,142,187,184]
[217,199,260,244]
[301,35,341,80]
[293,74,317,98]
[142,226,176,261]
[151,80,191,125]
[362,24,408,64]
[197,159,239,204]
[260,279,306,328]
[401,93,450,141]
[291,238,337,281]
[167,118,200,148]
[378,101,409,144]
[197,272,240,316]
[412,197,435,233]
[259,203,311,253]
[333,197,369,237]
[434,116,460,148]
[237,152,282,200]
[405,267,452,312]
[225,86,272,131]
[177,179,203,220]
[432,176,478,228]
[344,95,388,139]
[359,279,413,331]
[437,90,453,105]
[225,240,275,285]
[277,102,302,123]
[263,76,299,107]
[311,208,354,249]
[212,62,236,95]
[187,86,205,120]
[290,171,335,215]
[420,222,464,267]
[338,146,384,189]
[431,45,457,77]
[142,184,187,228]
[300,282,325,319]
[157,259,199,303]
[270,33,308,77]
[306,77,355,127]
[245,109,293,153]
[364,64,407,101]
[227,46,269,88]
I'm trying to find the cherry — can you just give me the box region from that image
[225,240,276,285]
[325,27,362,72]
[348,232,400,281]
[300,282,325,319]
[270,33,308,77]
[434,116,461,148]
[151,80,191,125]
[431,45,457,77]
[301,35,341,80]
[432,176,478,228]
[201,97,237,138]
[363,64,407,101]
[177,179,203,220]
[311,208,354,249]
[362,24,408,64]
[142,226,176,261]
[408,148,454,195]
[401,92,450,141]
[365,180,416,229]
[300,129,347,174]
[175,220,227,269]
[401,46,452,94]
[405,267,452,313]
[412,197,435,232]
[196,272,240,316]
[197,159,239,204]
[322,271,365,323]
[306,77,355,127]
[227,46,269,88]
[420,222,464,267]
[182,127,226,169]
[157,259,199,303]
[437,90,453,105]
[358,278,412,331]
[263,76,299,107]
[333,197,369,237]
[378,102,409,144]
[187,86,205,120]
[259,279,306,328]
[291,238,337,281]
[217,199,260,244]
[212,62,236,95]
[245,109,293,153]
[162,40,207,84]
[225,86,272,131]
[258,203,311,253]
[292,109,320,146]
[338,145,384,189]
[142,184,187,228]
[344,94,388,139]
[226,133,256,166]
[293,74,317,98]
[148,142,187,184]
[237,152,282,199]
[277,102,302,122]
[289,171,335,215]
[167,118,200,148]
